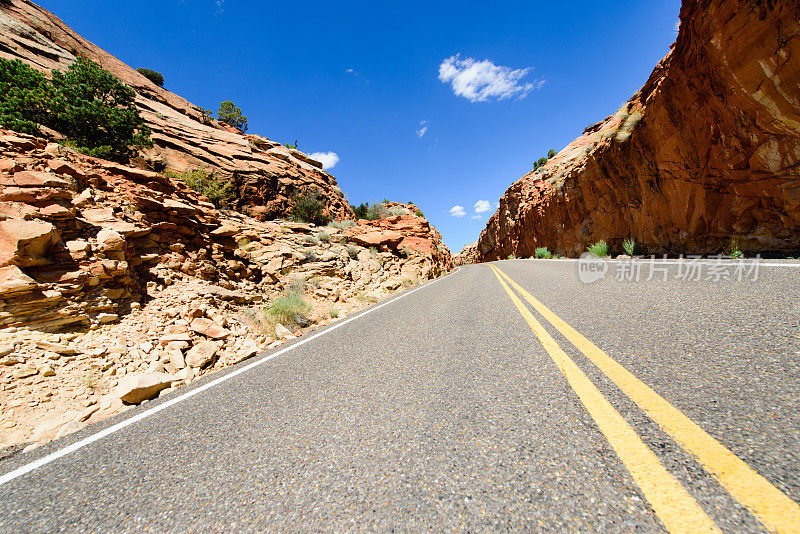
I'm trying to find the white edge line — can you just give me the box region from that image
[503,258,800,267]
[0,267,463,487]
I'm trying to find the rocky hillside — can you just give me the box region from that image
[0,0,353,221]
[0,129,451,450]
[477,0,800,260]
[0,0,455,451]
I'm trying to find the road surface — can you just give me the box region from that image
[1,259,799,532]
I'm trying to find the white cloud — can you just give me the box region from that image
[309,151,340,170]
[416,125,429,138]
[438,55,541,102]
[450,205,466,218]
[345,68,354,73]
[471,215,482,220]
[215,0,225,14]
[474,200,491,213]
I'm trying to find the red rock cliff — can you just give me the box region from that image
[477,0,800,259]
[0,0,353,221]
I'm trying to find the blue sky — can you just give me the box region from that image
[39,0,680,252]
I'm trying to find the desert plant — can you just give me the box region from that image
[347,245,360,259]
[587,240,610,257]
[199,108,214,125]
[0,58,53,135]
[267,289,311,326]
[316,231,330,243]
[304,250,318,262]
[49,58,152,161]
[350,202,389,221]
[508,254,516,260]
[285,139,299,149]
[0,58,151,161]
[136,67,164,87]
[165,168,234,208]
[622,238,636,256]
[535,247,552,259]
[291,188,331,226]
[387,207,406,217]
[329,307,339,318]
[729,237,743,259]
[329,219,356,229]
[218,100,247,132]
[303,235,319,245]
[533,148,556,171]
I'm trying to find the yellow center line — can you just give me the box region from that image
[492,264,800,533]
[489,265,719,533]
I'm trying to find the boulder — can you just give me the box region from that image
[116,372,175,404]
[0,218,57,267]
[186,340,218,368]
[349,230,403,248]
[96,229,126,252]
[190,317,230,339]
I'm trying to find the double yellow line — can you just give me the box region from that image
[489,264,800,533]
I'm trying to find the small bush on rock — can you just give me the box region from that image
[291,188,331,226]
[622,238,636,256]
[165,168,234,208]
[267,289,311,326]
[136,67,164,87]
[535,247,552,259]
[218,100,247,132]
[587,240,610,257]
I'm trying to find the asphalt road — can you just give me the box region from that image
[0,259,798,532]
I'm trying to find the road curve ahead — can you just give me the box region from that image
[1,259,799,532]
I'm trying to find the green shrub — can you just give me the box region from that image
[329,307,339,318]
[587,240,609,257]
[535,247,552,259]
[387,207,406,217]
[0,59,53,135]
[136,67,164,87]
[0,57,151,162]
[329,219,355,229]
[316,231,330,243]
[533,148,556,171]
[414,209,424,217]
[729,237,743,259]
[303,235,319,245]
[508,254,516,260]
[347,245,360,259]
[285,139,298,149]
[49,58,152,161]
[350,202,388,221]
[267,289,311,326]
[218,100,247,132]
[622,238,636,256]
[200,108,214,125]
[165,168,234,208]
[291,188,331,226]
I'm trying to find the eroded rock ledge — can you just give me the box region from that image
[477,0,800,260]
[0,130,452,450]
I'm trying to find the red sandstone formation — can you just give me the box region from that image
[0,0,353,221]
[477,0,800,260]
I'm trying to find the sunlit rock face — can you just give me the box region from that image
[477,0,800,260]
